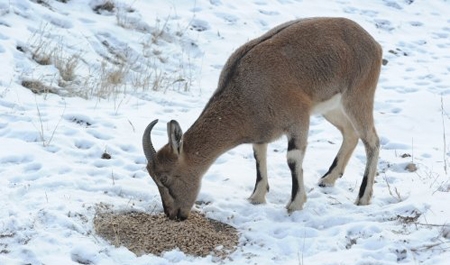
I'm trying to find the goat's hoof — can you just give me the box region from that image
[248,196,266,205]
[286,196,306,213]
[355,197,371,206]
[318,178,335,187]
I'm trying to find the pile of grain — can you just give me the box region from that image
[94,211,239,258]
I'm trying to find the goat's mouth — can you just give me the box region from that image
[161,200,189,221]
[164,207,189,221]
[174,209,188,221]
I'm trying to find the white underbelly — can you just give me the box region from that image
[311,94,342,115]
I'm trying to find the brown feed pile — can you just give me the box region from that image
[94,211,239,258]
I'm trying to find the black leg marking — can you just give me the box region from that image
[321,157,339,179]
[358,174,368,199]
[253,159,262,194]
[288,138,299,202]
[252,146,269,196]
[288,138,296,151]
[288,161,299,202]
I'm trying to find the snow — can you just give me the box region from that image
[1,0,450,264]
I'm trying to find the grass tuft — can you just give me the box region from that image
[21,3,196,100]
[22,80,57,95]
[93,1,116,14]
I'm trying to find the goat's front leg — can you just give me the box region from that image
[286,132,308,213]
[249,143,269,204]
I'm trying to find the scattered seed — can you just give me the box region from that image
[94,211,239,258]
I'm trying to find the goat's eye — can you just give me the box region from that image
[160,175,168,185]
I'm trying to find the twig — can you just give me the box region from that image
[35,100,45,145]
[383,174,402,202]
[34,97,66,147]
[441,96,448,175]
[111,170,115,185]
[414,221,449,228]
[410,242,450,252]
[298,231,306,265]
[47,102,66,146]
[128,119,135,133]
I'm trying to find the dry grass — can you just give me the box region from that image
[97,61,126,97]
[20,1,194,100]
[93,1,116,14]
[53,52,80,82]
[94,210,239,258]
[25,24,82,96]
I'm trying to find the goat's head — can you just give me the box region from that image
[142,119,201,220]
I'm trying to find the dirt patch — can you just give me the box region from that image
[94,210,239,258]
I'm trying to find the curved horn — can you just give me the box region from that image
[142,119,159,162]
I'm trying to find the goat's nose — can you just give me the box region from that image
[177,214,188,221]
[167,211,177,220]
[176,209,189,221]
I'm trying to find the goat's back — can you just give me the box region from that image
[204,17,382,143]
[218,17,381,99]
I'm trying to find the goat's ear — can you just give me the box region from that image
[167,120,183,154]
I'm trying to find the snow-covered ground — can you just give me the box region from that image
[1,0,450,264]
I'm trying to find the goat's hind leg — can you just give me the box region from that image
[286,129,308,213]
[343,92,380,206]
[319,108,359,187]
[249,143,269,204]
[355,128,379,205]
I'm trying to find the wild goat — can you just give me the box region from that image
[143,17,382,220]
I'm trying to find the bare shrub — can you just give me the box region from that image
[26,24,81,91]
[115,5,149,33]
[53,52,80,82]
[95,61,128,98]
[28,24,53,65]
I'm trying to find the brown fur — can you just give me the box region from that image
[143,17,382,220]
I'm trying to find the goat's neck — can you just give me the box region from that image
[182,99,246,167]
